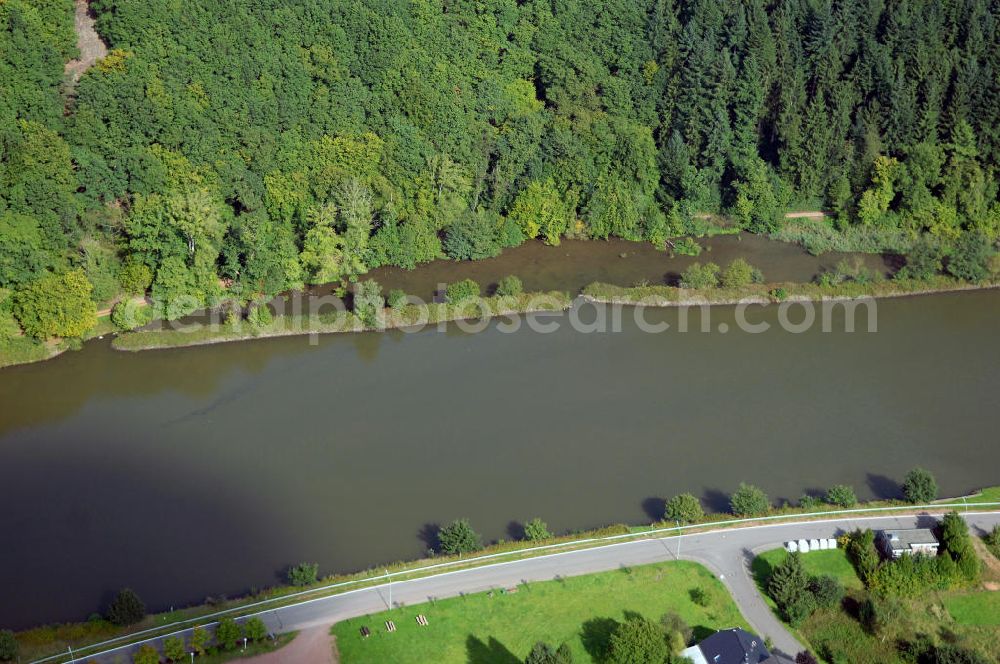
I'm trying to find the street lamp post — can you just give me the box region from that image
[385,569,392,609]
[676,520,682,560]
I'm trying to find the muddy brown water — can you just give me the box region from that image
[2,237,997,629]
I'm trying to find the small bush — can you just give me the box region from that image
[245,616,268,642]
[674,237,702,256]
[0,630,18,662]
[216,616,241,651]
[446,279,480,303]
[897,236,943,280]
[664,493,704,524]
[353,279,384,327]
[438,518,482,554]
[496,275,524,297]
[247,302,274,329]
[799,494,822,509]
[902,467,938,503]
[660,611,693,648]
[946,232,992,282]
[133,644,160,664]
[808,574,845,609]
[111,300,154,331]
[163,636,186,662]
[769,287,788,301]
[387,289,407,309]
[107,588,146,626]
[721,258,763,288]
[824,484,857,508]
[679,262,720,289]
[689,587,710,606]
[523,518,551,541]
[287,562,319,586]
[189,627,209,655]
[984,524,1000,558]
[730,483,770,517]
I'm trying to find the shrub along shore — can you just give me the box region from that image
[582,275,1000,308]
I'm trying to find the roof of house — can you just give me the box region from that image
[689,628,772,664]
[880,528,939,549]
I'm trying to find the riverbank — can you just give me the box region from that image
[108,277,999,354]
[0,315,115,369]
[111,291,573,352]
[13,485,1000,662]
[581,275,999,308]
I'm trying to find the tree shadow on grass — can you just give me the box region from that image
[750,553,775,591]
[580,616,619,662]
[692,624,717,642]
[466,635,519,664]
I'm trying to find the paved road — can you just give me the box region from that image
[73,511,1000,663]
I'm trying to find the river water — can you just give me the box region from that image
[1,236,997,628]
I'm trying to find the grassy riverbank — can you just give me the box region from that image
[111,291,572,352]
[331,561,746,664]
[14,485,1000,663]
[582,275,998,307]
[0,314,116,369]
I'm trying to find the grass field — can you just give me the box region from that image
[331,561,748,663]
[753,547,862,591]
[944,592,1000,626]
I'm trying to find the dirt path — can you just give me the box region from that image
[65,0,108,84]
[784,211,827,219]
[96,296,147,318]
[244,627,337,664]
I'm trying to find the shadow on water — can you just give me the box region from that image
[701,489,731,514]
[866,473,903,500]
[506,520,525,541]
[418,523,442,554]
[466,635,519,664]
[641,497,665,522]
[0,449,293,629]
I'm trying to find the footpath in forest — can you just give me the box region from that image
[65,0,108,86]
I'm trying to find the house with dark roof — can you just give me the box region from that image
[680,628,788,664]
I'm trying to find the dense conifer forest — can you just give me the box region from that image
[1,0,998,335]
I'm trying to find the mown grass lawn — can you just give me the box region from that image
[331,561,748,664]
[944,591,1000,626]
[753,547,862,591]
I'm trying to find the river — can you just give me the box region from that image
[1,236,997,628]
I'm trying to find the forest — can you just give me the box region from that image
[1,0,999,339]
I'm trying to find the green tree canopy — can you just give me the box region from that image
[13,269,96,339]
[606,615,668,664]
[438,519,482,555]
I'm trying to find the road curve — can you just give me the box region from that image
[72,511,1000,663]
